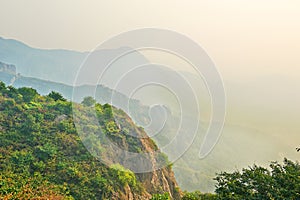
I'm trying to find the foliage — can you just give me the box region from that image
[182,191,217,200]
[0,82,148,199]
[105,121,120,134]
[8,82,299,199]
[47,91,66,101]
[151,192,171,200]
[110,164,139,190]
[214,158,300,199]
[81,96,96,107]
[17,87,39,102]
[0,172,73,200]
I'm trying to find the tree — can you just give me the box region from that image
[18,87,39,102]
[0,81,6,92]
[47,91,66,101]
[81,96,96,107]
[103,103,113,119]
[4,85,19,99]
[214,158,300,199]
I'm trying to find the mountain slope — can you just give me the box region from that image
[0,82,181,199]
[0,64,152,128]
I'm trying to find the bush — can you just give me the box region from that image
[214,158,300,199]
[151,192,171,200]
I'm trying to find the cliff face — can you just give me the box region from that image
[112,168,181,200]
[135,131,181,199]
[92,107,182,199]
[136,166,181,199]
[0,61,16,74]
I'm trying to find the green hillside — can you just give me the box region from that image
[0,82,180,199]
[1,81,298,200]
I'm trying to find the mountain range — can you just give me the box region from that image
[1,36,299,193]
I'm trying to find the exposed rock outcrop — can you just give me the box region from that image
[109,109,182,199]
[0,61,16,75]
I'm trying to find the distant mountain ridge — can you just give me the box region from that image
[0,36,149,86]
[0,36,87,84]
[0,65,152,129]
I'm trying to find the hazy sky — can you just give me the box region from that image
[1,0,299,81]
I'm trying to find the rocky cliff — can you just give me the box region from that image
[75,103,182,199]
[113,109,181,199]
[0,61,16,74]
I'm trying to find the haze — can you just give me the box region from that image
[0,0,299,79]
[1,0,300,192]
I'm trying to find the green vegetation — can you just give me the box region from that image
[81,96,96,107]
[1,81,299,199]
[214,158,300,199]
[182,191,217,200]
[150,192,171,200]
[180,158,300,199]
[47,91,66,102]
[0,82,146,199]
[180,159,300,200]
